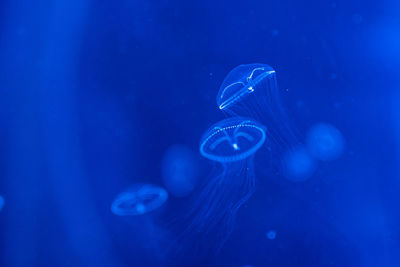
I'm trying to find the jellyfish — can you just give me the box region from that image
[217,63,299,151]
[111,184,168,216]
[183,117,266,249]
[282,146,318,182]
[306,123,345,161]
[266,230,277,240]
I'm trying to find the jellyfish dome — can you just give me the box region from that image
[306,123,345,161]
[217,63,275,111]
[266,230,277,240]
[200,117,266,162]
[111,184,168,216]
[217,63,299,152]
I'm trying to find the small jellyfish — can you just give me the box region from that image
[0,195,4,212]
[217,63,299,152]
[306,123,345,161]
[111,184,168,216]
[162,144,199,197]
[185,117,266,249]
[282,146,317,182]
[266,230,277,240]
[200,118,266,162]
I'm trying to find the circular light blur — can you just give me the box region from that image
[282,146,317,182]
[266,230,277,240]
[162,144,199,197]
[306,123,345,161]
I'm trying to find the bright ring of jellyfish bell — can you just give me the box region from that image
[200,117,266,162]
[217,63,276,110]
[111,184,168,216]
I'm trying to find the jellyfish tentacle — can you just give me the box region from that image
[175,118,266,254]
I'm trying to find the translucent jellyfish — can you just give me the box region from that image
[306,123,345,161]
[162,144,199,197]
[186,117,266,248]
[200,118,266,162]
[217,64,275,111]
[111,184,168,216]
[266,230,277,240]
[217,63,299,150]
[282,146,317,182]
[0,195,4,212]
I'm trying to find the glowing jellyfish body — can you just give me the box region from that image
[282,146,317,182]
[266,230,277,240]
[200,118,266,162]
[186,117,266,248]
[162,145,199,197]
[217,63,299,157]
[306,123,345,161]
[111,184,168,216]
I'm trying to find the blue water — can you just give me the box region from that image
[0,0,399,266]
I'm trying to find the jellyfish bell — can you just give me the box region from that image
[217,63,276,111]
[111,184,168,216]
[266,230,277,240]
[217,63,299,152]
[180,117,266,252]
[200,117,266,163]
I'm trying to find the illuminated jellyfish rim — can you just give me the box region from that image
[218,68,276,110]
[200,123,266,162]
[111,185,168,216]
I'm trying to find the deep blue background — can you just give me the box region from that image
[0,0,399,266]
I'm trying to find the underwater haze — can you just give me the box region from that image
[0,0,399,266]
